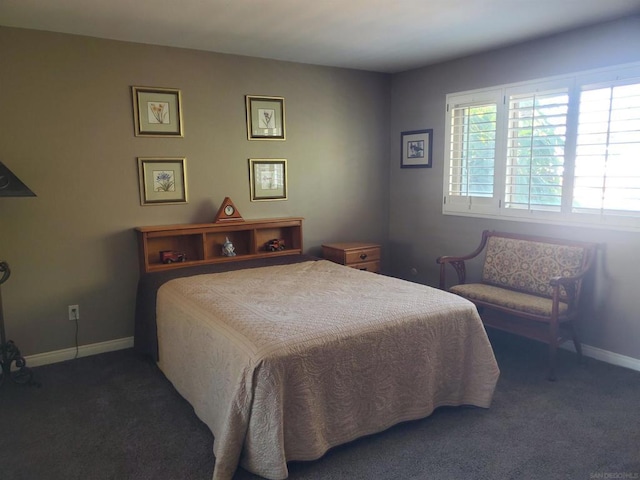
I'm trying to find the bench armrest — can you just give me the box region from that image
[436,257,467,288]
[436,231,491,289]
[549,267,591,310]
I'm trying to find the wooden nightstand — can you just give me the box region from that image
[322,242,381,273]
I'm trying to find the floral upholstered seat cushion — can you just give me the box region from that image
[449,283,569,317]
[481,236,587,301]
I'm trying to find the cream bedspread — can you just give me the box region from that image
[156,260,499,480]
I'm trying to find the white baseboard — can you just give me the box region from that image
[24,337,134,368]
[21,336,640,374]
[562,343,640,372]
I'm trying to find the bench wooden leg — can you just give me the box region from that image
[548,324,582,381]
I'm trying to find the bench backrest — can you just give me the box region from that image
[481,232,594,301]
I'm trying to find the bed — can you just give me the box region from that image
[134,254,499,480]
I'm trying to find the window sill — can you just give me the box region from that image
[442,209,640,233]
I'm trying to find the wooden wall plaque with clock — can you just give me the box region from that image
[213,197,244,223]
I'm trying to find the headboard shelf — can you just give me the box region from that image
[135,217,303,274]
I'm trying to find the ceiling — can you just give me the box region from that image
[2,0,640,73]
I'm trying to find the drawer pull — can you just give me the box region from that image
[359,267,368,271]
[360,253,367,260]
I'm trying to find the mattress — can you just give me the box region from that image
[154,259,499,480]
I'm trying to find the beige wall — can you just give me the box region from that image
[0,27,390,355]
[3,16,640,364]
[389,16,640,361]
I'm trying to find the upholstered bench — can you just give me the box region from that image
[436,230,598,380]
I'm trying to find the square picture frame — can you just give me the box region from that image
[249,159,288,201]
[246,95,286,140]
[138,157,188,205]
[401,129,433,168]
[132,86,184,137]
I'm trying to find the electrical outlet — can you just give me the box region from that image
[68,304,79,321]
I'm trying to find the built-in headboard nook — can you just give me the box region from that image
[135,217,303,274]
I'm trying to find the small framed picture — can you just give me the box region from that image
[246,95,286,140]
[138,157,188,205]
[401,129,433,168]
[249,159,287,201]
[132,86,184,137]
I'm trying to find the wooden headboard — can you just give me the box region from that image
[135,217,303,274]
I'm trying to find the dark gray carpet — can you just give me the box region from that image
[1,330,639,480]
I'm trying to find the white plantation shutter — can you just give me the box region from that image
[443,62,640,230]
[573,80,640,215]
[449,104,497,196]
[504,88,569,212]
[444,90,501,214]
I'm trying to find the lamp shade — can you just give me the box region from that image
[0,162,36,197]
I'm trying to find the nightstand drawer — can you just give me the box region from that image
[347,260,380,273]
[344,247,380,265]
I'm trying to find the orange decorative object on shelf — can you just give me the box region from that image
[160,250,187,264]
[265,239,285,251]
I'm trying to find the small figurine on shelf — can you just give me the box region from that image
[222,237,236,257]
[265,238,286,252]
[160,250,187,264]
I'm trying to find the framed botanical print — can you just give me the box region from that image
[132,86,184,137]
[245,95,286,140]
[249,159,287,201]
[138,157,188,205]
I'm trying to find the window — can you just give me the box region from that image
[443,63,640,230]
[449,104,497,197]
[573,82,640,215]
[446,90,501,215]
[505,88,568,212]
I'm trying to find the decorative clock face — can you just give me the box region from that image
[224,205,235,216]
